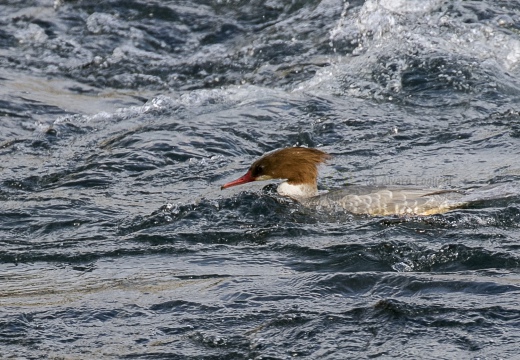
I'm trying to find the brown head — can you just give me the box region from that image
[221,147,331,190]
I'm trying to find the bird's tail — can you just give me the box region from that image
[457,182,520,205]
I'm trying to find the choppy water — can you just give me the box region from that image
[1,0,520,358]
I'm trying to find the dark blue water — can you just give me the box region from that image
[1,0,520,358]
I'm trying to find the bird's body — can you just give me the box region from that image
[301,185,463,216]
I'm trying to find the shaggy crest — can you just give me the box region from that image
[250,147,330,185]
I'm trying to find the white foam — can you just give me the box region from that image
[51,85,279,129]
[300,0,520,98]
[379,0,442,14]
[15,23,48,44]
[53,94,178,126]
[86,13,124,35]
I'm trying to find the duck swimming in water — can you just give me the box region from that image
[221,147,514,216]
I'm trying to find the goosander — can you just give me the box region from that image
[221,147,471,216]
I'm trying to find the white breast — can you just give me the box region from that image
[277,182,318,199]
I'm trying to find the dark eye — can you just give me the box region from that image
[251,164,264,177]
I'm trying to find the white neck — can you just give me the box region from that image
[277,181,317,199]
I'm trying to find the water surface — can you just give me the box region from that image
[1,0,520,358]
